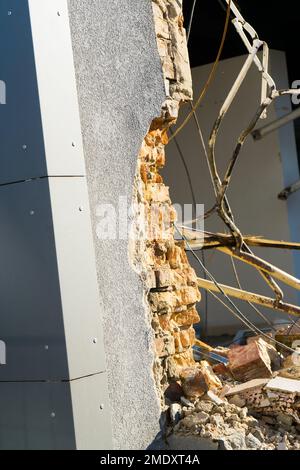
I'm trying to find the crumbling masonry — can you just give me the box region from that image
[130,0,201,406]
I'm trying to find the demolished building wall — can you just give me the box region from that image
[68,0,200,449]
[130,0,201,408]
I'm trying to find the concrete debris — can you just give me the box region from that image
[180,396,194,408]
[169,397,300,450]
[169,403,182,425]
[266,376,300,394]
[228,395,246,408]
[167,334,300,450]
[206,390,225,405]
[225,378,270,397]
[278,366,300,380]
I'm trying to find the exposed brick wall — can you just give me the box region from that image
[130,0,201,407]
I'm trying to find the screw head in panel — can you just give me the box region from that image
[50,412,56,418]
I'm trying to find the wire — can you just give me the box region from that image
[176,224,300,356]
[170,129,197,210]
[187,0,197,42]
[176,109,279,331]
[217,0,227,13]
[171,0,299,351]
[172,104,274,334]
[229,239,276,331]
[169,0,232,142]
[170,128,209,336]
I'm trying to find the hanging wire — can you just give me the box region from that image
[169,128,209,337]
[229,255,276,331]
[175,224,300,356]
[169,0,232,142]
[187,0,197,42]
[170,0,300,349]
[172,107,277,332]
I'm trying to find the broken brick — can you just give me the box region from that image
[174,327,195,353]
[228,339,274,382]
[172,308,200,327]
[149,286,200,314]
[154,335,175,358]
[144,183,170,203]
[155,266,173,288]
[180,361,222,398]
[164,381,184,402]
[166,349,195,379]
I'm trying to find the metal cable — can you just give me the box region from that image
[187,0,197,42]
[176,225,300,356]
[229,239,276,331]
[179,104,278,331]
[169,128,209,336]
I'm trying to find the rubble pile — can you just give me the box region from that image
[226,377,300,428]
[167,334,300,450]
[170,397,300,450]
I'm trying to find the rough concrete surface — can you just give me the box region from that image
[68,0,166,449]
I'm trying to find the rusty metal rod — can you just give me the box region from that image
[182,228,300,250]
[197,277,300,317]
[218,246,300,290]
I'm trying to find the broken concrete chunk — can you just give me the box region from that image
[266,377,300,395]
[228,339,274,382]
[225,378,270,397]
[180,396,194,408]
[283,351,300,370]
[206,390,225,405]
[210,414,224,427]
[245,433,262,449]
[169,403,182,425]
[228,394,246,408]
[276,413,293,427]
[218,432,246,450]
[195,411,210,425]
